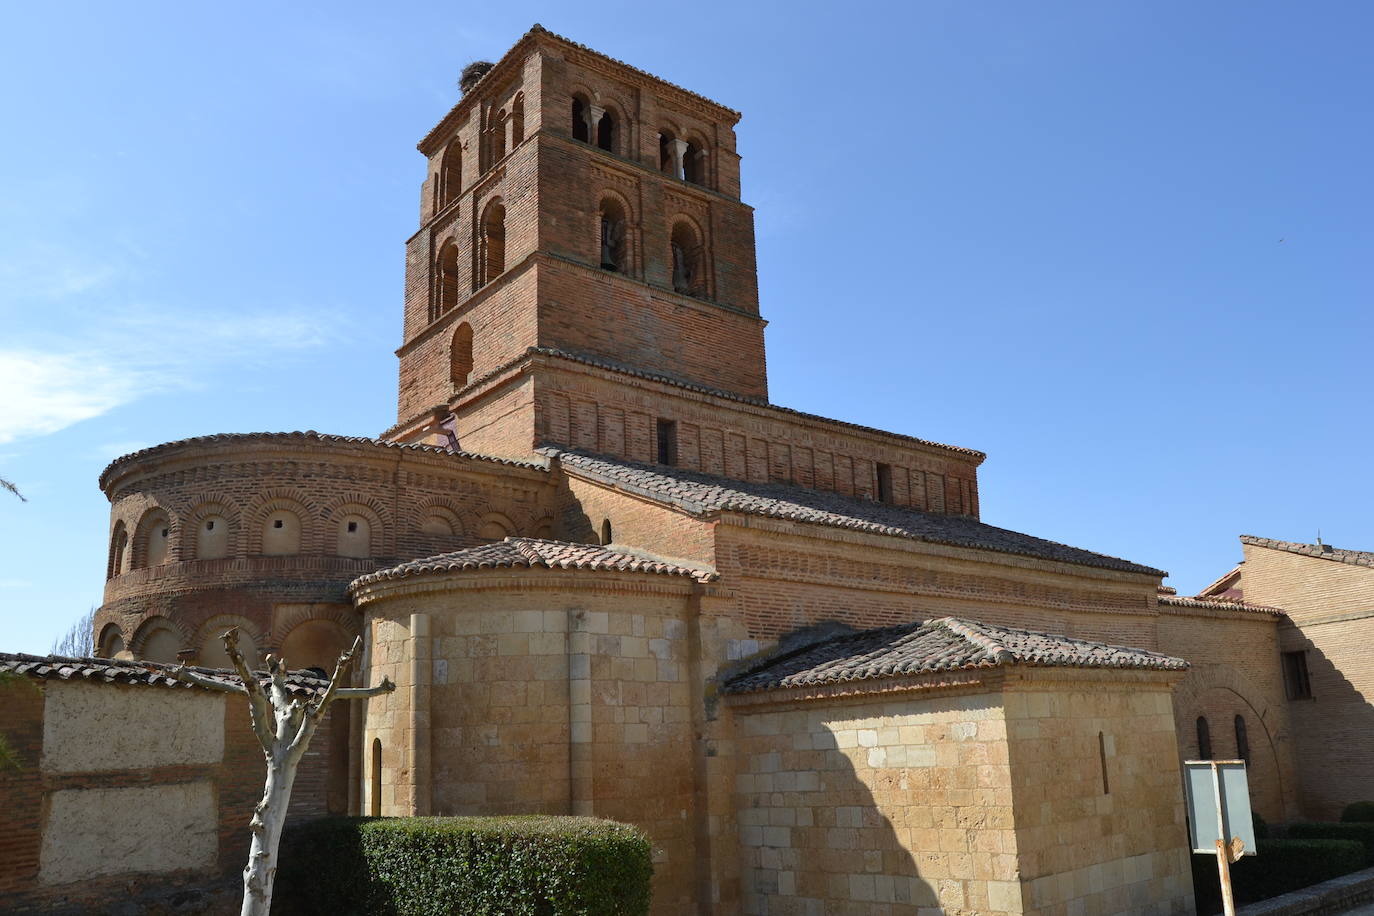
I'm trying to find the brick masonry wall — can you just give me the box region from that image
[530,359,982,515]
[357,571,706,915]
[1233,545,1374,819]
[1156,604,1297,822]
[96,437,555,667]
[0,676,332,911]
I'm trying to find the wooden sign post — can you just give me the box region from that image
[1183,760,1255,916]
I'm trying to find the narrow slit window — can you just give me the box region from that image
[1234,715,1250,765]
[1282,650,1312,699]
[600,518,612,545]
[876,463,893,503]
[1098,731,1110,794]
[370,738,382,817]
[656,419,678,466]
[1196,716,1212,759]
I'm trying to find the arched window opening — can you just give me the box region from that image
[370,738,383,817]
[478,201,506,288]
[489,110,507,162]
[197,514,229,560]
[1196,716,1212,759]
[263,509,302,556]
[141,627,182,664]
[1235,715,1250,764]
[434,241,461,320]
[600,518,613,546]
[683,141,705,184]
[597,110,615,152]
[437,142,461,210]
[108,521,128,578]
[133,510,171,569]
[571,97,589,143]
[670,222,704,297]
[337,514,372,558]
[599,198,627,272]
[450,322,474,388]
[511,94,525,146]
[659,130,675,174]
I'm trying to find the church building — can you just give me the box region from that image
[84,25,1337,915]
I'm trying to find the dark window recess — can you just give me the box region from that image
[1283,650,1312,699]
[206,520,214,531]
[656,419,678,466]
[1234,715,1250,764]
[876,463,894,503]
[160,528,168,538]
[1098,731,1110,794]
[571,99,588,142]
[273,519,284,529]
[1196,716,1212,759]
[600,519,613,545]
[347,521,358,533]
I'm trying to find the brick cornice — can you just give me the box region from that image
[350,565,710,606]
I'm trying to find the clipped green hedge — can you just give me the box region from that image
[1288,821,1374,864]
[1342,801,1374,823]
[1192,839,1366,915]
[274,815,653,916]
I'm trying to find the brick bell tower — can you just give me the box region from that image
[387,25,766,457]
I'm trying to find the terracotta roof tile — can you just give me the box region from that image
[545,449,1164,577]
[350,537,717,591]
[99,430,545,489]
[723,617,1187,694]
[1158,594,1285,616]
[1241,535,1374,570]
[0,652,328,696]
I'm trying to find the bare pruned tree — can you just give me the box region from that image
[165,627,394,916]
[52,607,96,657]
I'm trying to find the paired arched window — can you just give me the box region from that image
[477,201,506,287]
[434,241,461,319]
[659,130,677,176]
[670,221,705,297]
[511,94,525,146]
[450,322,474,387]
[263,510,302,556]
[572,97,590,143]
[1235,715,1250,764]
[599,198,627,272]
[597,109,615,152]
[683,140,705,184]
[489,109,506,162]
[437,142,461,210]
[1196,716,1212,759]
[108,521,128,578]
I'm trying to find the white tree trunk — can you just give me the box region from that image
[165,629,393,916]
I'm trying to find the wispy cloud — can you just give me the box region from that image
[0,304,342,444]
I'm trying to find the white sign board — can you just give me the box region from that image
[1184,760,1256,856]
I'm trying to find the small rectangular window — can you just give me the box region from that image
[656,419,678,466]
[876,463,893,503]
[1283,650,1313,700]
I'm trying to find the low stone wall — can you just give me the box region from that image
[1235,865,1374,916]
[0,663,337,913]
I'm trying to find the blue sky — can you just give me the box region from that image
[2,1,1370,653]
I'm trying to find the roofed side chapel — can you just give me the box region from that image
[70,24,1345,916]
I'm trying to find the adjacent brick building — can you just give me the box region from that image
[13,22,1365,915]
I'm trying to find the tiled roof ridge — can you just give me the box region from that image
[98,430,546,488]
[1158,594,1285,616]
[544,447,1165,578]
[0,651,328,695]
[349,536,718,592]
[935,617,1014,664]
[524,346,986,460]
[722,617,1188,695]
[419,24,738,153]
[1240,535,1374,569]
